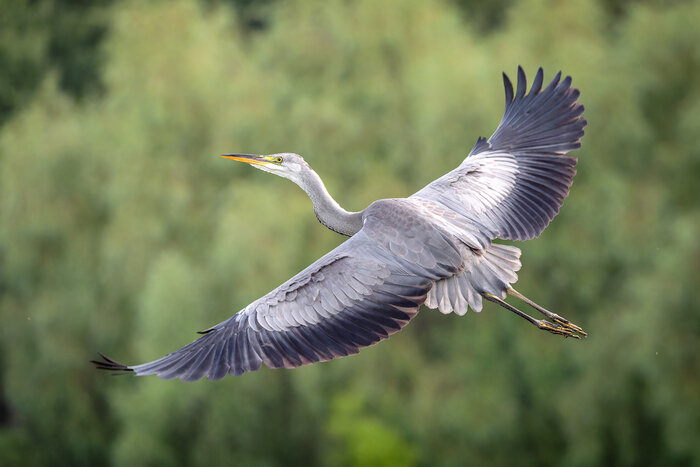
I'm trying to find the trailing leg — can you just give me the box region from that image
[481,292,584,339]
[507,287,587,337]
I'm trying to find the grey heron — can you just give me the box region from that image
[93,67,587,381]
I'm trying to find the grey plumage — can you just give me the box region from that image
[93,67,587,381]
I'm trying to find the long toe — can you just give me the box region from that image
[537,320,581,339]
[552,317,588,337]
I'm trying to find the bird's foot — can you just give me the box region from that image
[507,287,587,338]
[552,316,587,338]
[537,319,581,339]
[482,291,587,339]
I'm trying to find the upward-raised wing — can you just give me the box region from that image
[93,199,462,381]
[412,67,586,241]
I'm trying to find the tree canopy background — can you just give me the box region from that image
[1,0,698,465]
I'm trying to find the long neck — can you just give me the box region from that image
[298,169,363,236]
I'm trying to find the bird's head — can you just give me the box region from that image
[221,153,309,184]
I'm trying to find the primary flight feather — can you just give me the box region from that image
[93,67,587,381]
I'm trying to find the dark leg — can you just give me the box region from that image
[507,287,587,337]
[482,292,583,339]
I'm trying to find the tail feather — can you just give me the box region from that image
[425,244,521,315]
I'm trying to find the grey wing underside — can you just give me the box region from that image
[412,66,586,241]
[100,200,463,381]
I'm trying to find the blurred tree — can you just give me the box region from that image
[451,0,515,32]
[0,0,115,127]
[205,0,279,31]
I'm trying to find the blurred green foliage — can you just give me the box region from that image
[0,0,116,126]
[1,0,699,465]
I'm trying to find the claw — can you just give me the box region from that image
[552,317,588,337]
[537,320,581,339]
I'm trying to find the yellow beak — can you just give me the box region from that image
[220,154,270,166]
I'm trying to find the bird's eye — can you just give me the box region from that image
[275,156,283,164]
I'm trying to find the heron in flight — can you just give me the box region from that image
[94,67,587,381]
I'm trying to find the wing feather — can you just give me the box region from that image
[94,200,459,381]
[412,67,585,241]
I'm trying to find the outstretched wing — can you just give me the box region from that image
[93,199,462,381]
[412,67,586,241]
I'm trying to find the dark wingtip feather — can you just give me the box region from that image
[561,75,572,89]
[91,353,133,372]
[503,72,514,105]
[516,66,527,98]
[531,68,544,95]
[551,71,562,88]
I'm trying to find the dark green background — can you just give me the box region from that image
[1,0,698,465]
